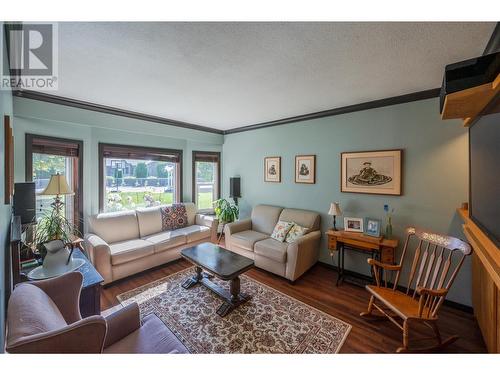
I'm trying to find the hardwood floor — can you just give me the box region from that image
[101,259,487,353]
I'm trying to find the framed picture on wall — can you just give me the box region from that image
[264,156,281,182]
[4,115,14,204]
[295,155,316,184]
[341,149,402,195]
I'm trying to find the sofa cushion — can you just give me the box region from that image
[231,230,269,251]
[285,223,309,243]
[254,238,288,263]
[184,202,197,225]
[175,225,211,242]
[279,208,320,231]
[270,220,294,242]
[160,204,188,231]
[142,231,187,253]
[109,239,155,266]
[136,207,162,237]
[7,284,67,344]
[89,211,140,244]
[251,205,284,235]
[104,313,188,354]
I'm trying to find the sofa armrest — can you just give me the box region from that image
[104,302,141,348]
[224,219,252,236]
[84,233,112,284]
[28,272,83,324]
[6,315,107,353]
[195,214,219,242]
[285,231,322,281]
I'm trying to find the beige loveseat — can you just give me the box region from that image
[224,204,321,282]
[85,203,218,285]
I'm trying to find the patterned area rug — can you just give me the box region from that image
[117,267,351,353]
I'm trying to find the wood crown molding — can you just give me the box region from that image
[13,90,224,135]
[224,88,441,134]
[14,88,441,136]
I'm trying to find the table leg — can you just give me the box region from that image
[182,266,203,289]
[230,276,240,302]
[336,244,344,286]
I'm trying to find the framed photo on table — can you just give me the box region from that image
[264,156,281,182]
[295,155,316,184]
[344,217,364,233]
[365,218,382,237]
[341,149,402,195]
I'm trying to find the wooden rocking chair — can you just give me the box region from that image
[360,226,472,353]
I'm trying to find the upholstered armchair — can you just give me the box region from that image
[6,272,187,353]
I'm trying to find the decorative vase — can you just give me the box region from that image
[385,217,393,239]
[42,240,70,273]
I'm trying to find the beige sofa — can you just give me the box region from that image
[85,203,218,285]
[224,204,321,282]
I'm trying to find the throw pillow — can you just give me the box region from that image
[285,223,309,243]
[160,204,188,231]
[270,221,294,242]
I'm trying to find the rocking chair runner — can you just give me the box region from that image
[360,226,472,353]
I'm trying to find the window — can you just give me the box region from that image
[192,151,220,212]
[26,134,83,233]
[99,143,182,212]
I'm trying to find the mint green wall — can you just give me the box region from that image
[1,22,14,352]
[13,97,224,232]
[223,98,471,306]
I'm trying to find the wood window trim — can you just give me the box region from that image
[25,133,84,234]
[98,143,183,212]
[192,151,221,212]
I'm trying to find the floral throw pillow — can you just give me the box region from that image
[285,223,309,243]
[271,221,294,242]
[160,204,188,231]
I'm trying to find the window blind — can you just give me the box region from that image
[101,144,181,163]
[32,138,80,157]
[193,151,220,163]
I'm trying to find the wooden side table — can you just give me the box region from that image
[325,229,399,286]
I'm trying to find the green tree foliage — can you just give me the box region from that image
[196,161,215,183]
[134,162,148,179]
[32,154,66,179]
[156,162,169,178]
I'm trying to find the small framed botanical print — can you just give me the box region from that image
[295,155,316,184]
[344,217,364,233]
[341,149,402,195]
[264,156,281,182]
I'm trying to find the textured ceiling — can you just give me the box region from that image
[46,22,495,130]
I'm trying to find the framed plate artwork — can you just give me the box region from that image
[295,155,316,184]
[341,149,402,195]
[264,156,281,182]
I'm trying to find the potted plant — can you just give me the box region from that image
[213,198,239,224]
[31,208,80,260]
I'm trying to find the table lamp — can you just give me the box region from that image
[39,173,74,218]
[328,202,342,231]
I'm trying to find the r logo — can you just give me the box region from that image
[1,23,58,90]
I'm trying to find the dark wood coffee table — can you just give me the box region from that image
[180,243,254,317]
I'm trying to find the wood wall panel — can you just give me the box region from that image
[460,209,500,353]
[472,252,497,352]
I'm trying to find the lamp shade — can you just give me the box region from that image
[328,202,342,216]
[40,174,74,196]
